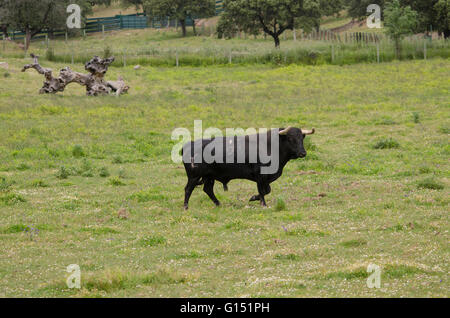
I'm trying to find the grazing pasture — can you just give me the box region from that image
[0,55,448,297]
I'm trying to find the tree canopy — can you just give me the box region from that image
[0,0,92,48]
[143,0,215,36]
[346,0,449,37]
[218,0,326,47]
[384,0,418,57]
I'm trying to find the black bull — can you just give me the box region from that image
[181,127,315,210]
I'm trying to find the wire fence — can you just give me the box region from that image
[4,38,445,68]
[1,23,448,68]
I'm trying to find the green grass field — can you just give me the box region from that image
[2,28,449,67]
[0,53,448,297]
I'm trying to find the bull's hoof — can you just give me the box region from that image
[249,195,259,202]
[184,205,189,210]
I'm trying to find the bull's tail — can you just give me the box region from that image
[181,146,197,169]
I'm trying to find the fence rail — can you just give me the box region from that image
[4,13,195,42]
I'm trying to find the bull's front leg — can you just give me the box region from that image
[250,184,271,205]
[256,182,269,207]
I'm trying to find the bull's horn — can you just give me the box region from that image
[302,128,315,135]
[279,126,292,135]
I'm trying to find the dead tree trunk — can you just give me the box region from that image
[22,54,129,96]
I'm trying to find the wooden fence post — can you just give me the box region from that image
[293,29,296,41]
[229,50,232,64]
[24,36,27,58]
[424,40,427,60]
[331,44,335,63]
[176,49,179,67]
[377,42,380,63]
[102,24,105,38]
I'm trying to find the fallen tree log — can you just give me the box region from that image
[22,54,129,96]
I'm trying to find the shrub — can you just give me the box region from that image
[78,159,94,177]
[72,145,85,158]
[103,45,112,58]
[372,137,400,149]
[56,166,70,179]
[16,163,30,171]
[112,156,123,164]
[32,179,49,188]
[417,178,444,190]
[275,197,286,211]
[139,236,166,247]
[108,177,125,186]
[45,47,55,61]
[412,112,420,123]
[0,193,26,205]
[340,239,367,248]
[99,167,110,178]
[0,177,13,192]
[274,253,300,261]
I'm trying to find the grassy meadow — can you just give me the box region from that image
[0,47,449,297]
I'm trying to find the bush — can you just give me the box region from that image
[45,47,55,61]
[372,137,400,149]
[108,177,125,186]
[0,177,13,192]
[56,166,70,179]
[0,193,26,205]
[31,179,49,188]
[72,145,85,158]
[417,178,444,190]
[103,45,112,58]
[112,156,123,164]
[139,236,166,247]
[99,167,110,178]
[275,197,286,211]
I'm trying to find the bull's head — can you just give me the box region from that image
[279,126,315,159]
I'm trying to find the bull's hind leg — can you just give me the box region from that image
[203,179,220,207]
[184,177,200,210]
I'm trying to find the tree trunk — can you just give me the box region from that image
[25,28,32,51]
[22,54,129,96]
[48,29,55,39]
[192,19,197,36]
[444,29,450,39]
[273,34,280,48]
[179,19,187,37]
[394,38,401,59]
[1,25,8,39]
